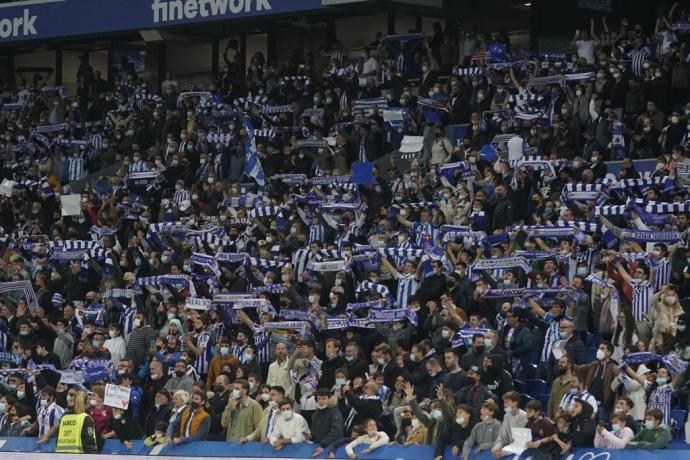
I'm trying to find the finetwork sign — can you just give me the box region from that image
[0,9,37,39]
[151,0,273,23]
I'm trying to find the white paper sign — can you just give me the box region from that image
[383,110,404,122]
[0,179,16,197]
[104,383,131,410]
[60,194,82,216]
[399,136,424,153]
[59,370,85,385]
[502,427,533,456]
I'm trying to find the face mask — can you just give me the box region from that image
[441,330,450,339]
[281,410,293,421]
[644,420,655,430]
[678,325,686,332]
[16,391,24,399]
[596,349,606,360]
[657,377,668,385]
[377,357,386,366]
[220,346,230,356]
[345,356,354,362]
[133,319,141,328]
[329,293,338,303]
[308,295,316,304]
[456,416,466,425]
[474,345,485,354]
[505,407,513,415]
[0,403,6,413]
[665,296,677,305]
[175,370,185,378]
[591,156,599,163]
[260,393,270,402]
[431,409,442,420]
[559,331,569,339]
[92,340,100,349]
[241,353,254,364]
[40,399,48,407]
[335,378,347,387]
[576,267,587,276]
[611,423,621,432]
[231,389,241,399]
[484,339,493,349]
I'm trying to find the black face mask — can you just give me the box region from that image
[175,370,185,378]
[189,401,199,410]
[474,345,485,354]
[213,385,224,394]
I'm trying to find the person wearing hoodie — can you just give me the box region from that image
[569,398,595,448]
[434,404,473,460]
[461,402,501,460]
[491,391,529,457]
[481,354,513,398]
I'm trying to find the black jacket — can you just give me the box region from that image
[570,403,595,448]
[319,355,347,390]
[345,358,369,381]
[113,411,143,442]
[311,406,344,447]
[342,390,383,434]
[144,403,172,436]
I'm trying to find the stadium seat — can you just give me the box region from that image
[537,393,550,410]
[524,363,537,379]
[585,332,594,347]
[526,379,547,395]
[584,348,597,362]
[671,410,687,439]
[520,393,534,408]
[514,379,525,393]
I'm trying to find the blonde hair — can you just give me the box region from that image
[73,391,86,414]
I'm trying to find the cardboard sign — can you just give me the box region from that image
[104,383,131,410]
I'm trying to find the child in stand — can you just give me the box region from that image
[345,418,390,459]
[327,424,364,459]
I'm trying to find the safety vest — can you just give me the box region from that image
[55,413,94,453]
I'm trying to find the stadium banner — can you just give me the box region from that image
[0,437,683,460]
[0,0,323,43]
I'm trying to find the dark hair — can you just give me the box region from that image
[646,408,663,422]
[613,308,635,349]
[315,388,331,398]
[525,400,542,412]
[617,396,634,409]
[278,398,293,408]
[600,341,614,355]
[270,386,286,396]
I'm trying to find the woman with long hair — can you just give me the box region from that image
[649,286,684,339]
[611,309,638,362]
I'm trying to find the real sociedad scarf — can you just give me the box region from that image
[307,259,349,272]
[480,287,572,298]
[252,284,287,294]
[367,308,418,326]
[105,289,134,298]
[262,321,309,334]
[512,225,576,238]
[355,281,392,300]
[345,300,386,313]
[471,256,531,273]
[451,327,490,347]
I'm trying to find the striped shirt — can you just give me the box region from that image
[292,248,313,282]
[393,240,413,266]
[194,330,213,375]
[411,222,439,248]
[128,160,148,173]
[67,156,85,181]
[540,313,572,362]
[309,224,325,244]
[559,390,598,413]
[253,324,271,364]
[630,279,654,321]
[395,273,420,309]
[120,304,136,342]
[629,46,651,77]
[648,383,672,426]
[38,402,64,437]
[173,189,190,204]
[653,258,672,291]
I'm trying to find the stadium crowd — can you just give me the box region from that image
[1,4,690,459]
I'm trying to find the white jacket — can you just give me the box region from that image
[345,432,390,456]
[269,412,310,445]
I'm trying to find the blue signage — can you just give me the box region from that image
[0,0,324,44]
